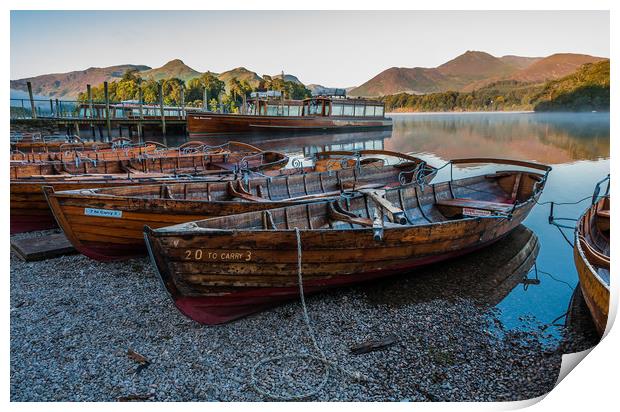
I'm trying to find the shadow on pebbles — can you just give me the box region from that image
[10,231,596,402]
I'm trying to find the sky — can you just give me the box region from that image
[10,10,610,87]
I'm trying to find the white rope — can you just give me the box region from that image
[250,228,367,400]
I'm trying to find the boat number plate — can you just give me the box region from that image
[184,249,252,262]
[462,208,492,217]
[84,208,123,218]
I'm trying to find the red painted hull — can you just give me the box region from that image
[187,113,393,137]
[161,236,503,325]
[10,215,58,234]
[74,242,145,262]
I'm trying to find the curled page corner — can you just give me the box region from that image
[555,348,593,387]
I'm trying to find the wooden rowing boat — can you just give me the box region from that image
[12,148,425,234]
[10,139,167,163]
[144,158,551,324]
[10,141,288,179]
[11,139,113,153]
[43,155,434,260]
[11,174,228,234]
[10,141,287,234]
[574,189,610,337]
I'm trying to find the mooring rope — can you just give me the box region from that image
[250,228,367,400]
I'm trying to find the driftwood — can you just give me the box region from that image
[350,334,399,355]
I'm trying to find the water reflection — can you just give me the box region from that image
[386,112,610,164]
[193,130,390,159]
[564,285,601,349]
[361,225,540,308]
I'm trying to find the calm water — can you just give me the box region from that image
[199,111,610,342]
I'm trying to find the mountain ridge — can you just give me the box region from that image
[349,51,606,97]
[10,51,607,99]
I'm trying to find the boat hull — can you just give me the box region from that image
[152,235,511,324]
[573,197,610,336]
[145,175,541,324]
[187,113,393,137]
[45,164,431,260]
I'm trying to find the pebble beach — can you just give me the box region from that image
[10,229,599,402]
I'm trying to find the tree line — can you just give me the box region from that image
[77,70,312,113]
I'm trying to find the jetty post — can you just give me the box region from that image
[103,81,111,141]
[180,85,186,119]
[137,81,144,143]
[26,81,37,119]
[87,84,96,139]
[159,82,167,145]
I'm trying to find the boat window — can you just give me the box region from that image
[343,105,354,116]
[331,103,343,116]
[365,106,376,117]
[289,106,301,116]
[309,100,323,115]
[355,104,366,117]
[267,105,280,116]
[375,106,384,117]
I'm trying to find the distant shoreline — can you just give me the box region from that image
[386,110,609,115]
[386,110,534,115]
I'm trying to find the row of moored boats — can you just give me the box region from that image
[10,137,610,332]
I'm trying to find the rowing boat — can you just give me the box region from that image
[11,174,226,234]
[11,139,113,153]
[574,179,610,336]
[44,154,434,260]
[10,138,168,163]
[144,158,551,324]
[10,141,288,234]
[10,141,288,179]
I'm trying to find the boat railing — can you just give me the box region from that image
[591,174,610,205]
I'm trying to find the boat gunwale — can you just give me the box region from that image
[148,175,543,236]
[574,196,610,292]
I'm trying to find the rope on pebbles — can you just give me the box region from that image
[250,228,368,400]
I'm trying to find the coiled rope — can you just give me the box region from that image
[250,228,367,400]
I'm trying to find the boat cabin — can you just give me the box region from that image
[246,96,385,118]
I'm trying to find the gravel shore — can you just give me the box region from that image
[10,229,598,402]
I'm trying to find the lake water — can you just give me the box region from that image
[198,111,610,344]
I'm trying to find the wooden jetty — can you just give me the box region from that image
[11,232,76,261]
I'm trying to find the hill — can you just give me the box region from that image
[217,67,263,91]
[499,55,543,69]
[10,64,151,99]
[508,53,607,83]
[380,59,609,113]
[533,60,610,112]
[272,73,302,84]
[140,59,201,82]
[350,51,605,97]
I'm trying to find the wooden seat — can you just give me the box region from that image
[596,209,610,231]
[597,209,610,219]
[436,198,513,218]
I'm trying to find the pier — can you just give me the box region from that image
[10,81,194,144]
